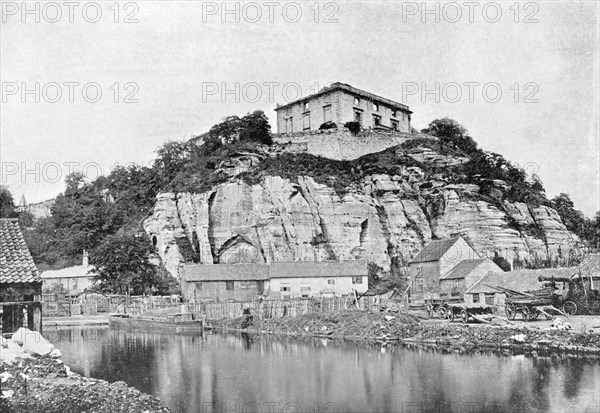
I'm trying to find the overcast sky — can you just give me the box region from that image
[1,1,598,215]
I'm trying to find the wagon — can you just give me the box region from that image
[488,285,568,321]
[425,297,462,319]
[445,302,494,323]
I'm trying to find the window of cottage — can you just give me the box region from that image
[352,276,362,284]
[225,281,234,291]
[414,276,424,291]
[354,110,363,124]
[303,113,311,130]
[485,294,495,305]
[472,294,480,303]
[323,105,332,123]
[327,279,335,285]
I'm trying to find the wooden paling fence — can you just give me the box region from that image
[189,295,381,321]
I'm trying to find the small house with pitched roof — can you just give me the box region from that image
[408,236,501,303]
[0,218,43,333]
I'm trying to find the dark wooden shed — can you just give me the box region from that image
[0,218,43,334]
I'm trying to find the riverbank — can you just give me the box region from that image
[0,331,170,413]
[43,314,109,327]
[211,310,600,356]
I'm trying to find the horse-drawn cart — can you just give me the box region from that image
[425,297,462,319]
[445,302,494,323]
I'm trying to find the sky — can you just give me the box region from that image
[1,1,599,215]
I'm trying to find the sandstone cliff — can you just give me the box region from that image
[144,139,580,279]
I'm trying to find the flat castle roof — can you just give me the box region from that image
[275,82,411,113]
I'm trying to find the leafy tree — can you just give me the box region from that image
[493,255,511,272]
[421,118,478,154]
[89,234,174,295]
[551,193,588,238]
[239,110,272,145]
[0,186,17,218]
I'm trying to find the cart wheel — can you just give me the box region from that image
[505,303,516,320]
[563,301,577,316]
[448,310,455,322]
[439,307,447,319]
[460,309,468,324]
[522,306,530,321]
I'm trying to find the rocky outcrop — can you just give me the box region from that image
[144,174,579,279]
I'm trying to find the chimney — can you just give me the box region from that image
[83,250,89,269]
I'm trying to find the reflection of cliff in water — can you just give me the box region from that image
[50,327,600,413]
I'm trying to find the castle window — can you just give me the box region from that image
[392,109,398,117]
[354,110,363,124]
[391,120,399,131]
[372,102,379,112]
[373,115,381,126]
[303,113,311,130]
[303,101,309,111]
[323,105,331,123]
[354,97,360,105]
[286,117,294,132]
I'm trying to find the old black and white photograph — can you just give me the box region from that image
[1,1,599,412]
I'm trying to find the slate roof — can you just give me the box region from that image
[440,259,489,280]
[183,263,270,282]
[269,260,367,279]
[182,260,367,282]
[465,268,577,295]
[410,237,463,264]
[41,265,96,279]
[0,218,40,284]
[578,254,600,277]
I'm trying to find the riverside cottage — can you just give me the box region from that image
[40,251,96,294]
[0,218,43,334]
[181,260,368,302]
[408,236,502,303]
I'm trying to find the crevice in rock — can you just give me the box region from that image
[254,226,269,263]
[207,191,218,264]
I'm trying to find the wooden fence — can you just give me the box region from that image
[188,295,382,321]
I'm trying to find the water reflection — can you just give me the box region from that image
[45,326,600,413]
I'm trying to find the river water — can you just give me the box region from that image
[44,326,600,413]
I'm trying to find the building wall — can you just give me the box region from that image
[184,280,266,302]
[337,92,410,132]
[276,90,344,133]
[272,129,419,161]
[439,260,502,297]
[276,90,411,133]
[408,261,440,302]
[438,238,480,276]
[465,292,506,307]
[268,275,367,299]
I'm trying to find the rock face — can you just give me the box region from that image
[145,169,579,279]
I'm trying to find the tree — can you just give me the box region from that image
[239,110,272,145]
[551,193,587,237]
[422,118,478,154]
[493,255,511,272]
[0,186,17,218]
[89,234,174,295]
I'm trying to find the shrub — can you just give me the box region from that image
[344,121,361,135]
